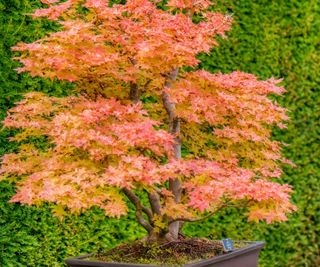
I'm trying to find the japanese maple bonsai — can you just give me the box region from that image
[0,0,296,266]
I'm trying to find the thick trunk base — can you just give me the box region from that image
[145,231,177,244]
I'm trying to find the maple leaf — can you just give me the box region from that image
[1,0,296,239]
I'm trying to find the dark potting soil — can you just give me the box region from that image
[91,238,244,266]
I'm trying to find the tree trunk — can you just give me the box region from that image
[162,68,182,240]
[128,68,182,242]
[146,227,178,244]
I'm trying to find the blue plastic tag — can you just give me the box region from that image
[222,238,234,252]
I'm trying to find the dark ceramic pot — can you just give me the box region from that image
[65,241,264,267]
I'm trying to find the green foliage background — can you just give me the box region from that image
[0,0,319,266]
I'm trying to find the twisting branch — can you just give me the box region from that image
[169,208,224,224]
[135,209,154,233]
[148,192,161,215]
[123,188,153,221]
[122,188,154,232]
[127,59,162,221]
[169,202,252,224]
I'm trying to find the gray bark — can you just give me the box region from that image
[128,79,163,234]
[127,65,182,240]
[162,68,182,240]
[129,82,139,103]
[148,192,161,215]
[122,188,153,232]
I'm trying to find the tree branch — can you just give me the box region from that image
[169,202,250,224]
[128,57,139,103]
[135,209,154,233]
[122,188,154,232]
[126,60,162,228]
[162,68,179,133]
[129,82,139,103]
[170,212,217,224]
[148,191,161,215]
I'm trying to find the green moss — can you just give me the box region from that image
[91,238,225,266]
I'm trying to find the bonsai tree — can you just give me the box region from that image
[1,0,296,244]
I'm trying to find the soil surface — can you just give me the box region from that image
[91,237,235,266]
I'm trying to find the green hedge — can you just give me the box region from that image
[0,1,145,267]
[0,0,319,266]
[184,2,319,267]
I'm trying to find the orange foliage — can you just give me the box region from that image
[1,0,295,229]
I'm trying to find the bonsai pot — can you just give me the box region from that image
[65,241,264,267]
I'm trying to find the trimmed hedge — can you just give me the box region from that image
[0,0,319,266]
[185,1,320,267]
